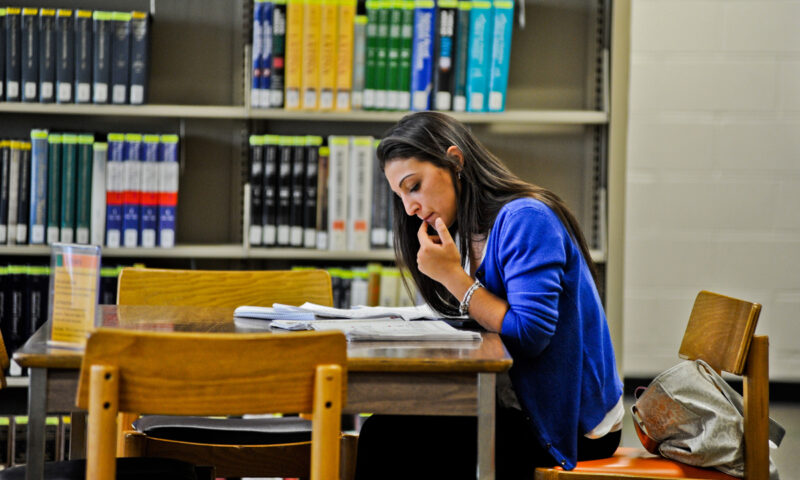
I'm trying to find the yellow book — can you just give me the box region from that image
[285,0,304,110]
[300,0,322,110]
[318,0,338,110]
[335,0,356,111]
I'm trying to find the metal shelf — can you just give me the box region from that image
[0,103,245,118]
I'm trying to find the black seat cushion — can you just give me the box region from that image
[132,415,313,445]
[0,457,212,480]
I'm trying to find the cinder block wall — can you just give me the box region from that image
[623,0,800,380]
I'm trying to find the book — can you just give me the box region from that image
[110,11,131,104]
[397,0,414,110]
[379,266,400,306]
[335,0,357,111]
[410,0,435,111]
[248,134,264,245]
[75,134,94,244]
[269,0,287,108]
[5,8,21,101]
[384,0,402,109]
[140,135,159,247]
[259,1,274,107]
[45,134,61,244]
[350,15,367,110]
[261,134,279,246]
[318,0,337,111]
[487,0,512,112]
[466,0,492,112]
[0,141,9,243]
[55,9,74,103]
[129,11,149,105]
[451,0,470,111]
[20,8,38,102]
[251,0,266,108]
[59,134,78,243]
[105,133,125,247]
[432,0,457,110]
[28,130,49,245]
[326,135,349,250]
[0,8,5,100]
[289,136,306,246]
[123,133,142,247]
[284,0,303,109]
[158,134,179,248]
[351,268,369,307]
[275,135,292,245]
[373,0,390,109]
[90,142,107,246]
[303,135,322,248]
[73,10,93,103]
[15,142,30,244]
[347,136,373,251]
[92,11,113,104]
[315,145,329,249]
[363,1,378,109]
[38,8,56,103]
[300,0,321,110]
[6,141,20,243]
[370,138,389,248]
[27,265,50,339]
[366,262,382,306]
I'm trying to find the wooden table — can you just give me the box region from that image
[14,305,512,480]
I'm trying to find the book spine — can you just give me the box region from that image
[262,135,280,246]
[410,0,435,111]
[363,1,378,109]
[373,0,390,109]
[45,134,61,244]
[248,134,265,245]
[6,141,20,244]
[318,0,338,111]
[397,0,414,110]
[139,134,159,247]
[350,268,369,307]
[433,0,456,110]
[0,141,10,243]
[335,0,356,111]
[0,9,5,100]
[466,0,492,112]
[251,0,265,108]
[55,9,74,103]
[5,8,21,101]
[351,15,367,110]
[348,136,373,251]
[20,8,38,102]
[105,133,125,247]
[452,1,470,111]
[90,142,107,246]
[110,12,131,104]
[370,138,388,248]
[289,135,306,246]
[326,135,349,251]
[300,0,321,110]
[260,1,274,108]
[129,11,149,105]
[366,262,382,305]
[270,0,287,108]
[384,0,402,110]
[38,9,56,103]
[275,135,292,245]
[75,134,94,244]
[122,133,142,247]
[28,130,48,245]
[59,134,77,243]
[284,0,303,110]
[157,134,179,248]
[487,0,512,112]
[73,10,93,103]
[92,11,112,104]
[15,142,30,244]
[303,135,322,248]
[315,145,329,249]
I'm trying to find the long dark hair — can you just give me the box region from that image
[378,111,598,315]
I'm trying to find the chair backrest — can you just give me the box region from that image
[0,330,8,389]
[75,329,347,480]
[116,268,334,308]
[678,290,769,480]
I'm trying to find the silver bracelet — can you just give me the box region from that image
[459,279,483,316]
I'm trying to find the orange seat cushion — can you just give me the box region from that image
[538,447,736,479]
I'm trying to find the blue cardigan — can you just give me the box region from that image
[475,198,622,470]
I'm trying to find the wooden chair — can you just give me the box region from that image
[536,290,771,480]
[76,329,347,480]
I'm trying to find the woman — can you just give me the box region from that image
[354,112,623,479]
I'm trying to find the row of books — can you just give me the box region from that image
[0,416,71,466]
[0,7,150,104]
[0,131,179,249]
[247,134,393,252]
[327,263,417,309]
[249,0,513,112]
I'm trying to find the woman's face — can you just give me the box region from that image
[384,157,458,229]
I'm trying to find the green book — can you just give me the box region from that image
[60,133,78,243]
[374,0,391,109]
[46,133,62,244]
[75,134,94,244]
[385,0,403,109]
[364,0,379,109]
[398,0,415,110]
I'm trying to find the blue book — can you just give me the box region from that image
[123,133,142,247]
[106,133,125,248]
[92,11,113,104]
[55,9,74,103]
[158,135,179,248]
[487,0,512,112]
[74,10,93,103]
[140,134,160,248]
[20,7,39,102]
[111,12,131,104]
[38,9,56,103]
[260,1,274,107]
[465,0,492,112]
[251,0,266,107]
[28,130,49,245]
[5,7,21,101]
[129,11,149,105]
[410,0,435,111]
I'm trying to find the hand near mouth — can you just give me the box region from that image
[416,217,464,287]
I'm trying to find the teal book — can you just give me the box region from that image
[46,133,61,244]
[465,0,492,112]
[59,134,78,243]
[75,134,94,244]
[487,0,513,112]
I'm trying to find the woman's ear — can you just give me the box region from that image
[446,145,464,167]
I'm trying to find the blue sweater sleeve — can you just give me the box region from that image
[497,205,567,357]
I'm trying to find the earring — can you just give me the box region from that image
[457,171,462,181]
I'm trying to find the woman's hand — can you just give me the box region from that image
[416,218,464,287]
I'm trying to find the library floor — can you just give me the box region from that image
[621,396,800,479]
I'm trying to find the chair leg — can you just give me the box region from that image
[87,364,119,480]
[744,335,769,480]
[312,364,343,480]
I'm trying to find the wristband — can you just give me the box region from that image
[459,279,483,316]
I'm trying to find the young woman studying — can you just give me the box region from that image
[354,112,623,479]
